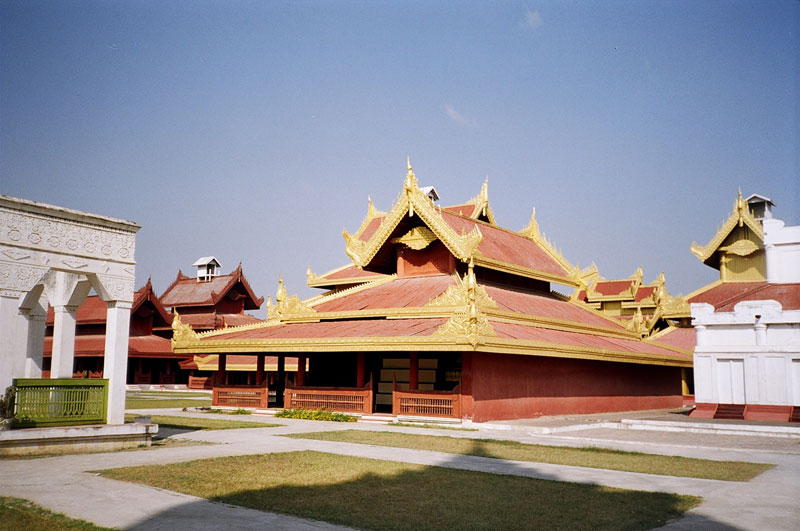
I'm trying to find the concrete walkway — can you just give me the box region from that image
[1,410,798,530]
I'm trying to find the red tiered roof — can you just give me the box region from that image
[440,211,569,277]
[689,282,800,311]
[160,263,264,310]
[44,335,173,358]
[314,275,454,312]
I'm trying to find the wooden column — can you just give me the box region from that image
[356,352,366,388]
[409,352,418,390]
[296,355,306,386]
[256,354,265,385]
[217,354,227,385]
[277,355,285,406]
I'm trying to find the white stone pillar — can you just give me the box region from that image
[0,290,26,392]
[754,320,767,346]
[104,300,132,425]
[20,302,47,378]
[51,304,78,378]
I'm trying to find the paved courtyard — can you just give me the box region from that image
[1,410,798,530]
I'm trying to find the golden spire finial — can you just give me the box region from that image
[481,177,488,201]
[276,275,286,302]
[306,265,312,279]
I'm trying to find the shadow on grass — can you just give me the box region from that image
[106,445,720,531]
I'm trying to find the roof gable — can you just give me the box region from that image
[690,190,764,266]
[342,161,579,286]
[160,263,264,310]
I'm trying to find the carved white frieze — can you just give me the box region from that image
[0,262,48,293]
[0,206,136,265]
[95,274,135,302]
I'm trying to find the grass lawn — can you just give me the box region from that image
[99,451,699,531]
[0,496,111,530]
[124,414,279,430]
[286,430,771,482]
[125,391,212,410]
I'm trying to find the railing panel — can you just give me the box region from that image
[188,375,213,390]
[212,385,269,408]
[392,384,461,418]
[12,378,108,427]
[284,379,373,415]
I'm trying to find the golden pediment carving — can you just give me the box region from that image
[392,226,438,250]
[267,277,317,322]
[719,238,759,257]
[433,306,497,347]
[171,311,198,345]
[426,264,498,309]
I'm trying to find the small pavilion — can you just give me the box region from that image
[0,195,139,425]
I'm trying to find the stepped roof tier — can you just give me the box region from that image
[173,164,691,368]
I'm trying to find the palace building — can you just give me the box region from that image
[171,163,692,421]
[684,192,800,421]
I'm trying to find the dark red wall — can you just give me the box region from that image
[465,352,682,422]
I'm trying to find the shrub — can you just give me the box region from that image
[275,408,357,422]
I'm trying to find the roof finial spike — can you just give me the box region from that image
[481,177,488,201]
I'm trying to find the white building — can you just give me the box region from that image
[689,192,800,421]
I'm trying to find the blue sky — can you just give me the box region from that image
[2,1,798,312]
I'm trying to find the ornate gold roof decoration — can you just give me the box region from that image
[391,226,438,250]
[690,189,764,264]
[267,277,317,322]
[517,207,578,277]
[719,238,759,257]
[463,178,497,224]
[433,260,497,346]
[343,160,483,267]
[305,273,396,308]
[171,311,198,346]
[427,259,498,309]
[659,293,691,319]
[626,307,647,338]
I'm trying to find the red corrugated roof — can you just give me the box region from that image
[443,204,476,217]
[160,264,264,310]
[592,280,635,296]
[44,334,173,357]
[202,318,449,341]
[483,284,626,330]
[651,327,696,351]
[491,322,690,361]
[440,211,569,277]
[689,282,800,311]
[359,217,384,241]
[314,275,455,312]
[634,286,656,302]
[322,265,387,281]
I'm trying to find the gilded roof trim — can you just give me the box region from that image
[517,208,578,279]
[690,191,764,264]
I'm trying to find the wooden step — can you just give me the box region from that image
[790,406,800,423]
[714,403,745,420]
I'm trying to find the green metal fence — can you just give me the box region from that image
[12,378,108,427]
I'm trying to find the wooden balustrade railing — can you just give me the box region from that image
[284,378,373,415]
[187,375,213,390]
[213,383,269,408]
[392,383,461,418]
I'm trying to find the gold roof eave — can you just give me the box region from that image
[172,333,691,367]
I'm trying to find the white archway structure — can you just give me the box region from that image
[0,195,140,424]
